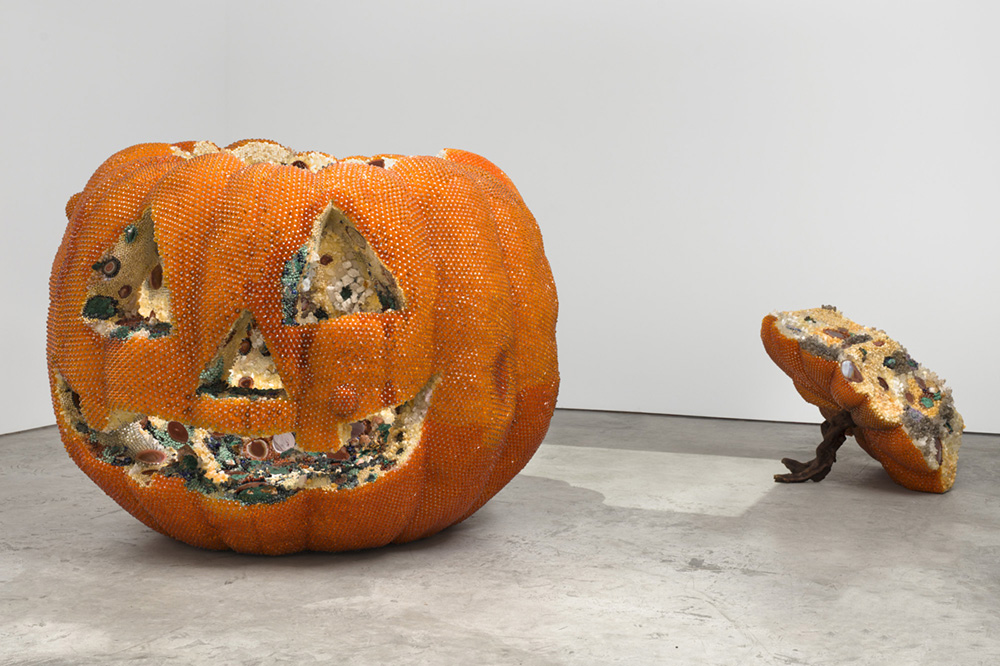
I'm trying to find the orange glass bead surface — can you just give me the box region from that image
[47,140,559,553]
[762,307,962,493]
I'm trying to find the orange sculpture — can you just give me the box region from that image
[47,139,559,553]
[761,306,962,492]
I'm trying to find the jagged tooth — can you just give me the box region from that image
[101,421,167,464]
[271,432,296,453]
[121,422,160,455]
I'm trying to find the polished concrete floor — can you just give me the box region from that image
[1,410,998,665]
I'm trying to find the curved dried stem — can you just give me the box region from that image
[774,410,855,483]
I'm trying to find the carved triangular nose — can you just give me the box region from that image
[198,310,286,398]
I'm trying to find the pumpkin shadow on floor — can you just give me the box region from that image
[835,455,933,497]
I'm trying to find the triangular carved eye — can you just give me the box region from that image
[281,206,404,325]
[81,211,173,339]
[198,311,286,399]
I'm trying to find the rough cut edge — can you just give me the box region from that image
[168,139,423,173]
[170,140,339,171]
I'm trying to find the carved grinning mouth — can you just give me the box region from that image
[55,374,435,505]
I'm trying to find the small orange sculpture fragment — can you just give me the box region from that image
[761,306,962,492]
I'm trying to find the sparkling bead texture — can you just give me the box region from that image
[761,306,962,493]
[46,140,559,554]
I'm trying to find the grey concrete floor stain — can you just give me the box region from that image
[1,410,998,665]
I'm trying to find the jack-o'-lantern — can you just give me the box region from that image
[47,139,559,553]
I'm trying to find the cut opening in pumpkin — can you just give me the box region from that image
[81,211,173,340]
[197,311,287,399]
[54,371,437,504]
[281,205,405,326]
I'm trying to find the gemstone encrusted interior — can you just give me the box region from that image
[81,211,173,340]
[55,374,434,505]
[281,204,404,326]
[772,306,962,470]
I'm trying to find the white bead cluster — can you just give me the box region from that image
[326,261,376,314]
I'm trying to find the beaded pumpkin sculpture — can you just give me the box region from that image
[761,306,962,492]
[47,140,559,553]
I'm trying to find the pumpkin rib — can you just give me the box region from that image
[201,497,265,554]
[136,478,231,551]
[244,498,302,555]
[51,157,188,435]
[387,159,520,541]
[437,155,558,520]
[438,148,525,203]
[78,143,179,200]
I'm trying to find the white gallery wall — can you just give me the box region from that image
[2,0,998,435]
